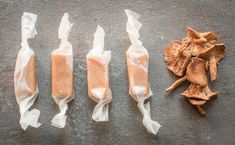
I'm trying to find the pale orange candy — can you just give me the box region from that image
[51,53,73,98]
[15,55,37,99]
[126,52,149,97]
[87,56,109,102]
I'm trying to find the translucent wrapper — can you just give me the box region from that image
[51,13,74,128]
[87,26,112,122]
[125,9,161,134]
[14,12,41,130]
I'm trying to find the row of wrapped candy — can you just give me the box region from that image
[14,10,161,135]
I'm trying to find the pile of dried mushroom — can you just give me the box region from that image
[164,27,225,116]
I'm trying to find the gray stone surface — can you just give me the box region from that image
[0,0,235,145]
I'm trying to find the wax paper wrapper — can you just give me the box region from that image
[125,9,161,134]
[51,13,74,128]
[14,12,41,130]
[87,25,112,122]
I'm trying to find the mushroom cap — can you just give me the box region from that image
[201,31,217,43]
[186,27,218,56]
[187,98,207,106]
[164,41,190,76]
[199,43,225,62]
[182,83,218,105]
[186,57,208,86]
[187,27,217,43]
[164,40,182,62]
[187,27,206,42]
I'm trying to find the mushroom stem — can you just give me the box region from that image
[209,57,217,81]
[180,54,192,70]
[166,76,187,93]
[196,106,206,116]
[205,61,209,71]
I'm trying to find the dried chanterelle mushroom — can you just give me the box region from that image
[164,40,192,76]
[185,27,217,55]
[164,27,225,116]
[182,83,218,115]
[164,27,218,77]
[166,57,208,92]
[198,43,225,81]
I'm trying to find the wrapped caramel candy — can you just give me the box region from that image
[125,9,161,134]
[14,12,41,130]
[87,26,112,121]
[51,13,73,128]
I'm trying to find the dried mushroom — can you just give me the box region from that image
[166,57,207,92]
[186,57,208,86]
[164,27,218,77]
[186,27,217,45]
[184,27,217,56]
[164,41,191,76]
[182,83,217,102]
[164,27,225,116]
[182,83,218,115]
[198,43,225,81]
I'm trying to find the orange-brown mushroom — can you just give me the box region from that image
[166,57,207,92]
[186,27,217,44]
[198,43,225,81]
[183,27,217,56]
[164,40,192,76]
[186,57,208,86]
[164,27,225,116]
[182,83,218,101]
[182,83,218,115]
[164,27,217,77]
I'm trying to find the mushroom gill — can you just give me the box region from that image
[164,41,191,76]
[182,83,218,101]
[182,83,218,116]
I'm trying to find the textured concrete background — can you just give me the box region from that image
[0,0,235,145]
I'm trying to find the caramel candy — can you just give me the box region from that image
[50,13,73,128]
[87,56,109,102]
[125,9,161,135]
[15,55,37,100]
[14,12,41,130]
[126,52,149,98]
[51,53,73,98]
[86,25,111,122]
